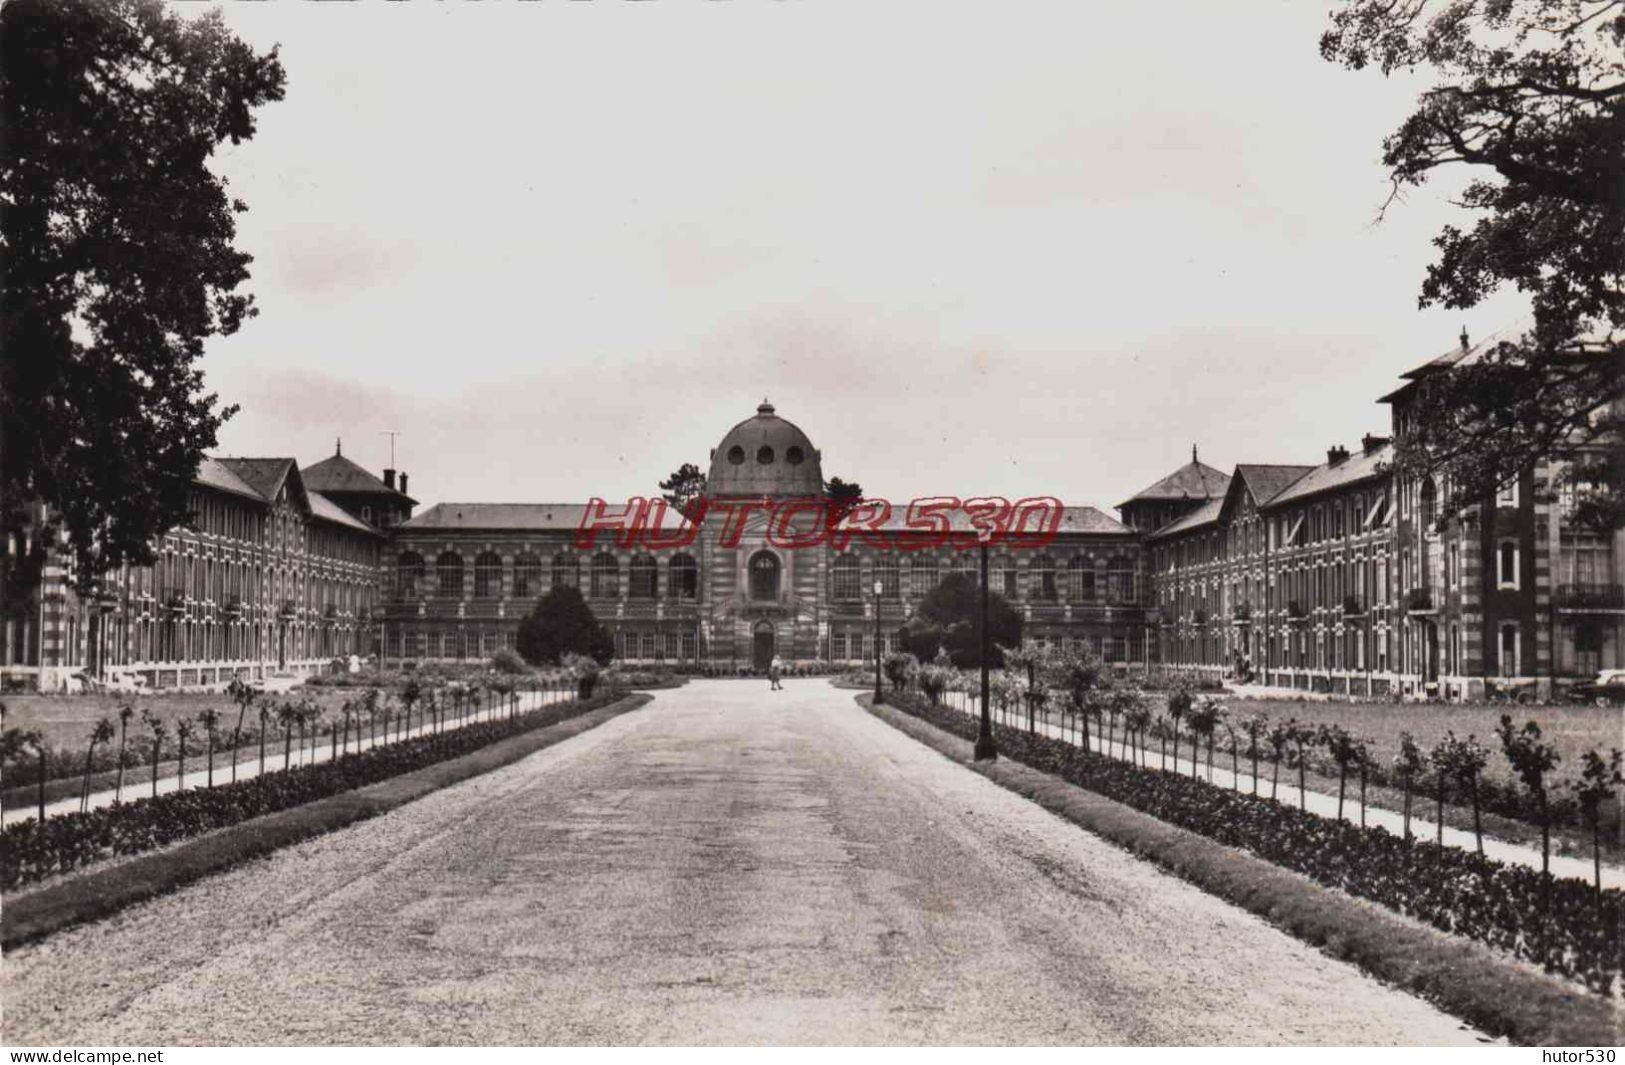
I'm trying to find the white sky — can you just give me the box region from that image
[198,0,1530,514]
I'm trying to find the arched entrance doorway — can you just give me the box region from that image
[752,621,775,672]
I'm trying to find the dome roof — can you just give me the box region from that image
[707,400,824,498]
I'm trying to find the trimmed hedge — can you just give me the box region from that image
[1,687,626,890]
[888,693,1623,995]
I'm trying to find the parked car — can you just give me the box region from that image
[1568,668,1625,706]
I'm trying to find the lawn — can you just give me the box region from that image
[1221,698,1622,793]
[1,689,361,756]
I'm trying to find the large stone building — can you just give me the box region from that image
[379,401,1150,672]
[6,337,1620,696]
[1145,335,1624,699]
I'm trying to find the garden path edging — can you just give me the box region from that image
[860,694,1623,1048]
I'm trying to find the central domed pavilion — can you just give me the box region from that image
[706,400,824,499]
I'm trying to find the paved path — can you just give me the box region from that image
[938,693,1623,889]
[3,680,1486,1046]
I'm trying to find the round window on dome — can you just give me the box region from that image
[786,446,805,465]
[757,446,774,465]
[727,445,746,465]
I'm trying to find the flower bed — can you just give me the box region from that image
[886,692,1623,995]
[0,687,626,890]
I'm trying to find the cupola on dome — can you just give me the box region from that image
[706,400,824,498]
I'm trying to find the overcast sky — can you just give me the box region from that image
[199,0,1530,514]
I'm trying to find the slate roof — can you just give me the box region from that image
[1118,459,1230,507]
[1234,464,1314,507]
[306,490,378,534]
[195,458,266,503]
[403,503,694,532]
[1146,497,1224,540]
[844,505,1133,537]
[1264,442,1392,509]
[215,458,297,503]
[402,501,1132,538]
[302,451,416,503]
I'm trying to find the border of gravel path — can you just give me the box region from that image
[1,692,653,951]
[860,694,1623,1048]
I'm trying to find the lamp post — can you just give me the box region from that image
[872,577,885,705]
[975,527,998,761]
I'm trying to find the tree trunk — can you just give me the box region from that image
[80,741,96,813]
[1436,777,1445,846]
[116,727,127,801]
[1401,774,1412,842]
[37,749,47,823]
[1471,776,1483,855]
[1337,767,1346,822]
[206,732,215,788]
[150,742,160,798]
[258,717,267,774]
[283,727,292,770]
[177,738,186,791]
[1251,748,1259,796]
[1271,756,1280,801]
[1359,762,1367,829]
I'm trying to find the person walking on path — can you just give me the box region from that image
[769,656,784,691]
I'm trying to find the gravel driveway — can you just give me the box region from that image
[2,679,1487,1045]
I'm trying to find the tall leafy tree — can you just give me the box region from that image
[1,0,286,593]
[516,585,616,667]
[658,463,708,520]
[896,571,1022,669]
[1322,1,1623,524]
[823,476,865,528]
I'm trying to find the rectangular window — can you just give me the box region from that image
[1499,623,1520,678]
[1497,479,1519,508]
[831,633,847,660]
[680,630,696,661]
[1497,541,1520,589]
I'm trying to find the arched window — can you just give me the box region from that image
[875,554,900,598]
[513,553,543,598]
[436,552,464,597]
[551,552,579,589]
[669,553,698,599]
[590,552,619,598]
[1419,476,1438,530]
[907,555,938,598]
[1067,555,1095,602]
[1108,555,1136,603]
[473,552,502,598]
[1030,554,1057,601]
[629,555,658,599]
[749,550,781,601]
[832,554,860,601]
[396,551,425,597]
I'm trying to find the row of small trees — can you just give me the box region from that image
[0,653,608,822]
[882,643,1623,898]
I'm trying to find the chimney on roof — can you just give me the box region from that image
[1460,326,1470,352]
[383,468,396,491]
[1327,445,1350,466]
[1361,433,1389,454]
[399,472,409,496]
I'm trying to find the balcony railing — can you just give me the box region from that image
[224,596,245,618]
[1556,583,1624,611]
[162,592,187,616]
[1405,587,1434,613]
